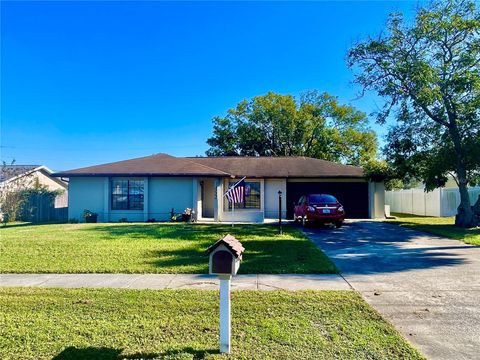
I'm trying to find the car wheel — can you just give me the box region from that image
[335,221,343,228]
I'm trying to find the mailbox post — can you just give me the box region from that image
[219,274,230,353]
[207,234,245,354]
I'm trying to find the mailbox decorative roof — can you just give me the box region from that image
[206,234,245,260]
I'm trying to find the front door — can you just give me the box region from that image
[201,179,215,218]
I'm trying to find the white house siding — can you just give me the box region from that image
[264,179,287,219]
[148,177,195,221]
[368,181,385,219]
[68,177,106,222]
[34,170,67,192]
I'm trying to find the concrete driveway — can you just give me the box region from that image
[304,220,480,360]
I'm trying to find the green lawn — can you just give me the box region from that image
[387,213,480,245]
[0,223,337,274]
[0,288,423,360]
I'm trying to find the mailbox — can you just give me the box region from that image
[207,234,244,354]
[207,234,244,276]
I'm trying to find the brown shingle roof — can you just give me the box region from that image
[188,156,364,178]
[52,153,364,178]
[0,165,40,182]
[52,153,230,177]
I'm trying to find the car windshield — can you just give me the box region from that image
[308,195,337,204]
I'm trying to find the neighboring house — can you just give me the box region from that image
[0,165,69,222]
[0,165,68,194]
[410,174,461,189]
[53,153,385,223]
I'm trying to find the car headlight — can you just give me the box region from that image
[338,206,344,212]
[307,206,315,212]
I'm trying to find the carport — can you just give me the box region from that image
[286,180,369,219]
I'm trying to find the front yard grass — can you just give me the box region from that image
[0,287,423,360]
[0,223,337,274]
[387,213,480,245]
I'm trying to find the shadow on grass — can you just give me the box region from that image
[158,347,218,359]
[0,221,65,229]
[143,238,336,274]
[52,346,217,360]
[84,222,282,241]
[394,222,479,243]
[388,212,479,245]
[82,223,336,273]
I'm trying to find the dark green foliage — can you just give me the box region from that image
[206,91,377,166]
[349,0,480,227]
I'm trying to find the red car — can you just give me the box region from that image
[294,194,345,227]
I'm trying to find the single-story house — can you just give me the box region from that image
[53,153,385,223]
[1,165,68,193]
[0,165,68,221]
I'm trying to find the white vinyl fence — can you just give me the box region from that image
[385,187,480,217]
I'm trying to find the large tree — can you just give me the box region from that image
[348,0,480,227]
[206,91,377,166]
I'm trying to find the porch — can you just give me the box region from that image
[195,178,273,223]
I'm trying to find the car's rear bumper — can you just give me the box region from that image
[306,213,345,222]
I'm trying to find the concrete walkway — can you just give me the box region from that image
[0,273,350,291]
[304,220,480,360]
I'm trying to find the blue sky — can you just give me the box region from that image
[1,1,417,171]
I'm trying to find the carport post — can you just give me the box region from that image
[278,190,283,235]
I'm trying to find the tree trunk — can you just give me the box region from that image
[449,124,477,228]
[455,176,477,228]
[473,195,480,218]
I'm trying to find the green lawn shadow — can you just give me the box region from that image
[52,346,217,360]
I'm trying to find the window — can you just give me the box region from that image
[308,194,338,204]
[226,181,261,210]
[111,179,144,210]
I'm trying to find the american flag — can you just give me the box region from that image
[225,178,245,204]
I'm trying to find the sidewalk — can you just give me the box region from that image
[0,273,351,291]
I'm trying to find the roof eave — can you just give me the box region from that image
[51,172,231,178]
[226,175,365,179]
[52,173,365,179]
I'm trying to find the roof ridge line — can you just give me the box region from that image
[186,156,308,159]
[181,157,232,176]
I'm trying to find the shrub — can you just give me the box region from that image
[83,210,98,223]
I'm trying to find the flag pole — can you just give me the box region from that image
[229,176,246,189]
[224,176,246,228]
